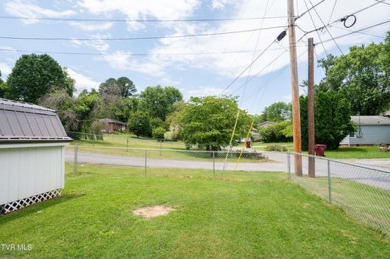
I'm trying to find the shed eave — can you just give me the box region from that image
[0,138,73,144]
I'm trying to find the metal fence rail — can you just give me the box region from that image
[287,152,390,237]
[66,145,390,236]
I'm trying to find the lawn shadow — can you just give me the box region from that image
[0,193,85,223]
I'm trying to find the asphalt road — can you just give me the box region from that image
[65,150,390,190]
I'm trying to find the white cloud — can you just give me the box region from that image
[102,51,167,77]
[0,63,12,79]
[71,34,111,52]
[68,21,114,31]
[5,0,75,24]
[187,86,228,98]
[211,0,235,9]
[78,0,200,30]
[66,68,100,93]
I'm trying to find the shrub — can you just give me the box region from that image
[265,144,287,152]
[258,121,292,143]
[152,127,166,140]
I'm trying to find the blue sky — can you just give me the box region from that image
[0,0,389,114]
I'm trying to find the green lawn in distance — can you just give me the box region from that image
[0,165,388,258]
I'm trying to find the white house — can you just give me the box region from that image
[340,116,390,146]
[0,98,72,214]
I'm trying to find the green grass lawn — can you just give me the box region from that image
[0,164,388,258]
[324,146,390,159]
[291,174,390,236]
[254,142,390,159]
[67,134,269,163]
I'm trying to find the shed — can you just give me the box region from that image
[0,98,72,214]
[99,118,127,133]
[340,116,390,146]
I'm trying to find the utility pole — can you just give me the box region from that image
[308,37,315,178]
[287,0,302,176]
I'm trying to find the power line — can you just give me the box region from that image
[295,0,326,21]
[352,0,387,15]
[307,0,344,55]
[219,37,279,96]
[230,50,288,96]
[320,19,390,44]
[0,46,308,57]
[0,15,288,23]
[375,0,390,6]
[240,0,272,108]
[328,0,338,24]
[296,0,389,37]
[302,0,329,56]
[0,25,286,41]
[331,25,385,39]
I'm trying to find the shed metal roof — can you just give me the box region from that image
[351,116,390,126]
[0,98,72,143]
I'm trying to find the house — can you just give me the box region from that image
[0,98,72,214]
[99,118,128,133]
[340,116,390,146]
[258,121,276,128]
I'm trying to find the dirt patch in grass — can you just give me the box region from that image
[132,205,175,219]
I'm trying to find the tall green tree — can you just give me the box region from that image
[180,96,250,150]
[300,90,354,150]
[0,70,8,98]
[39,88,78,131]
[165,101,186,141]
[259,101,292,122]
[139,85,183,121]
[318,32,390,115]
[40,88,99,136]
[99,77,136,98]
[128,111,151,137]
[7,54,74,103]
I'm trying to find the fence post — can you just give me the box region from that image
[73,144,78,173]
[287,151,291,180]
[144,149,147,177]
[327,159,332,203]
[127,138,129,152]
[212,151,215,178]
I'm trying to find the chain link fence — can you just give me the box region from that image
[65,142,390,236]
[287,152,390,237]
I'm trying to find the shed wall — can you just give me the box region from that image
[0,146,65,205]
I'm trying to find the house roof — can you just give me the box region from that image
[99,118,127,126]
[351,116,390,126]
[258,121,276,127]
[0,98,72,143]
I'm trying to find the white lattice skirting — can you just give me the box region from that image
[0,189,62,214]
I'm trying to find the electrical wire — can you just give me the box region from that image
[295,0,326,21]
[302,0,329,57]
[320,19,390,44]
[218,37,280,96]
[240,0,271,107]
[330,25,385,39]
[0,47,298,57]
[375,0,390,6]
[0,25,286,41]
[308,0,344,55]
[0,15,288,23]
[328,0,338,24]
